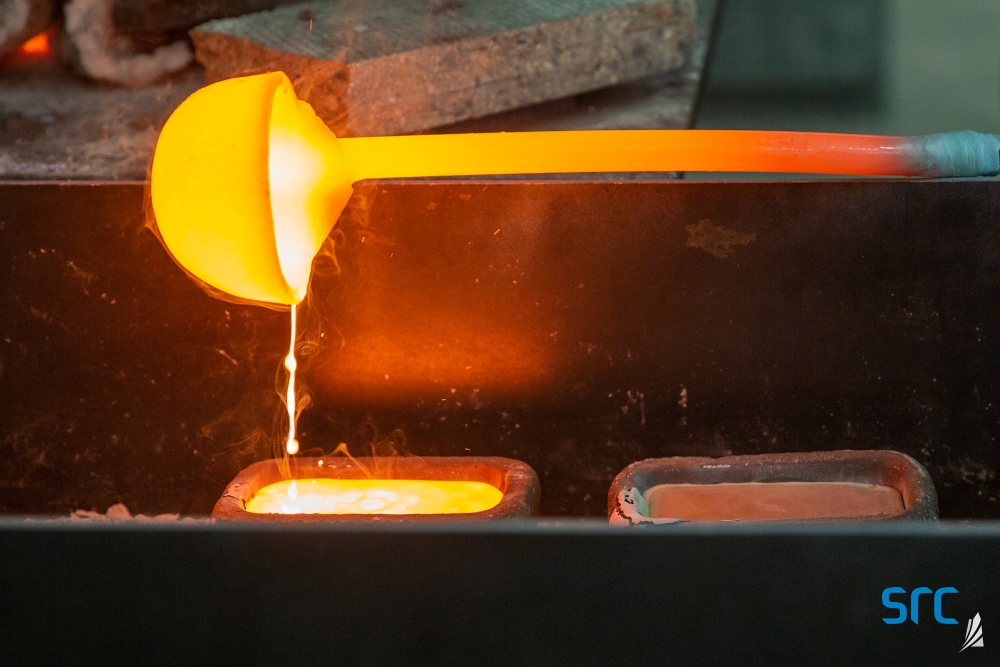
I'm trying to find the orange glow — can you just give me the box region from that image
[150,72,922,307]
[245,478,503,514]
[310,330,554,403]
[18,32,50,56]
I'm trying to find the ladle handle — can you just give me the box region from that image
[339,130,1000,180]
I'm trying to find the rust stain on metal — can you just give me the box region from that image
[685,219,756,258]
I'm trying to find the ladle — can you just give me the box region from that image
[151,71,1000,305]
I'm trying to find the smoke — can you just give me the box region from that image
[310,427,413,480]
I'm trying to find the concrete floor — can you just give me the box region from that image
[694,0,1000,177]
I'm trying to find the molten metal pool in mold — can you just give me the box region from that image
[214,456,539,522]
[246,478,503,515]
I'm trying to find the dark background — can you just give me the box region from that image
[2,179,998,518]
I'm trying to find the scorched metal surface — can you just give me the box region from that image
[1,178,999,517]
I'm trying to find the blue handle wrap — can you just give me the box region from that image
[914,131,1000,177]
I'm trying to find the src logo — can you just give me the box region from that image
[882,587,959,625]
[882,587,984,652]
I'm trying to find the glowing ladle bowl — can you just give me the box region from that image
[150,71,1000,307]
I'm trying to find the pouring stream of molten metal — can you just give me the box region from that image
[284,304,299,456]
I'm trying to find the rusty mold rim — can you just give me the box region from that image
[608,450,939,526]
[214,456,540,522]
